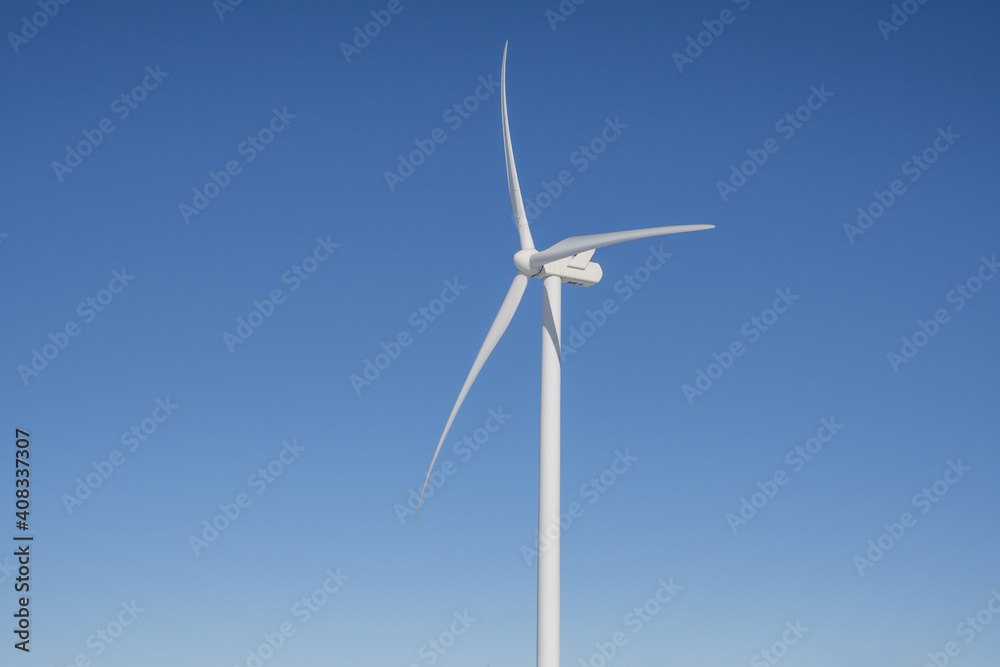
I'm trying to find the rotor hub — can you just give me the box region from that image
[513,249,538,276]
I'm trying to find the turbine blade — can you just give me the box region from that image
[529,224,714,268]
[416,272,529,520]
[502,42,535,251]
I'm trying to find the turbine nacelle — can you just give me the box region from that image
[515,248,603,286]
[514,250,604,287]
[538,251,603,287]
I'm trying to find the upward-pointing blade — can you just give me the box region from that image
[529,225,714,268]
[416,272,529,520]
[502,42,535,251]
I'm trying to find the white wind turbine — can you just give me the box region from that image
[416,42,713,667]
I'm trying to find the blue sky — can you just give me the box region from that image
[2,0,999,665]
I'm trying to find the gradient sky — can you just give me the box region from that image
[2,1,999,666]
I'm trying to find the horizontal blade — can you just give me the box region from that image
[529,225,714,268]
[502,41,535,251]
[416,272,529,520]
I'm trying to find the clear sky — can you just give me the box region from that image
[2,0,999,666]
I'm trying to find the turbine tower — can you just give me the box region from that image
[417,42,713,667]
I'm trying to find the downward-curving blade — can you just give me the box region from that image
[529,225,714,268]
[416,272,529,520]
[502,42,535,252]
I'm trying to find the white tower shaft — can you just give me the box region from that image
[538,275,562,667]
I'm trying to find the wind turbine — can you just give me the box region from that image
[417,42,713,667]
